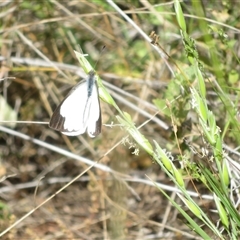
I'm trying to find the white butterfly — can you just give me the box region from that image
[49,70,101,137]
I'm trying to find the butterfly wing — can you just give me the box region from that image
[49,80,90,136]
[87,82,102,138]
[49,69,102,137]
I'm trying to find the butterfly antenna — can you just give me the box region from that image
[93,45,106,71]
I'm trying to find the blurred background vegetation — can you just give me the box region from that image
[0,1,240,239]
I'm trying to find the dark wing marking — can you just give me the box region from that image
[49,100,66,132]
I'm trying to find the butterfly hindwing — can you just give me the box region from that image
[87,83,102,137]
